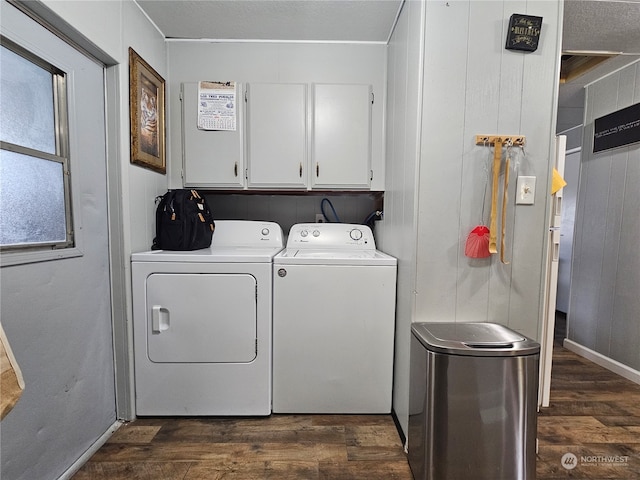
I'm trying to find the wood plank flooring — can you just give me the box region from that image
[73,414,411,479]
[74,340,640,479]
[536,346,640,479]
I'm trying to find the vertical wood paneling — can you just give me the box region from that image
[595,144,626,355]
[415,0,471,321]
[569,59,640,372]
[610,63,640,368]
[378,0,424,438]
[506,0,563,339]
[612,140,640,368]
[572,74,618,350]
[457,0,504,323]
[384,0,562,438]
[413,0,562,342]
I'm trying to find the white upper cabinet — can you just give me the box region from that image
[312,84,372,190]
[181,81,375,191]
[245,83,307,189]
[181,82,244,188]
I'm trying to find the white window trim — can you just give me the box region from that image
[0,40,85,267]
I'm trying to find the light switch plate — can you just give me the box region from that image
[516,176,536,204]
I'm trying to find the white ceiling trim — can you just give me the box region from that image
[133,0,165,38]
[164,38,390,45]
[385,0,405,44]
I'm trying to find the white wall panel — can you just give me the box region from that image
[383,0,562,439]
[413,0,562,341]
[378,0,424,438]
[506,0,562,339]
[416,0,471,322]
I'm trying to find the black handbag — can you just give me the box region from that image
[152,189,215,250]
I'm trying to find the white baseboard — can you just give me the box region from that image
[563,339,640,385]
[58,420,123,480]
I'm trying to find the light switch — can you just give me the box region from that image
[516,176,536,205]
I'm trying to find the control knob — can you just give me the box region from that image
[350,228,363,241]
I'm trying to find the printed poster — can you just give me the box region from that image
[197,81,236,131]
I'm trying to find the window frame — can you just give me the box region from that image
[0,36,75,254]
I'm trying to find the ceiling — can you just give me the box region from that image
[136,0,404,43]
[136,0,640,108]
[137,0,640,50]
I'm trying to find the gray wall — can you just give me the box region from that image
[0,4,115,479]
[205,193,382,235]
[568,60,640,371]
[1,0,168,478]
[380,0,563,438]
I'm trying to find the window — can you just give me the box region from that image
[0,37,73,250]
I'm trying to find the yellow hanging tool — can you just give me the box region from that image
[501,143,511,264]
[488,138,502,254]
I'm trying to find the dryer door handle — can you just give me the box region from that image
[152,305,170,333]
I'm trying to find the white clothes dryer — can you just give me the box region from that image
[131,220,283,416]
[272,223,397,414]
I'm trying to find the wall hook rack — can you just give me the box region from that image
[475,134,525,263]
[475,135,526,146]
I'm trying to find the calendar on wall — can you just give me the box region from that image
[197,81,237,131]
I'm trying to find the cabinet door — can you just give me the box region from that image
[181,82,244,188]
[246,83,307,189]
[312,84,372,189]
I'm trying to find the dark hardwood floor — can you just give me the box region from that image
[74,319,640,479]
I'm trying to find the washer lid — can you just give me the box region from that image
[411,322,539,356]
[131,245,284,263]
[274,248,396,266]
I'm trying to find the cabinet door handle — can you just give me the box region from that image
[299,162,303,178]
[234,162,238,177]
[316,163,319,177]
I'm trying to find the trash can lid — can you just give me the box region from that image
[411,322,540,356]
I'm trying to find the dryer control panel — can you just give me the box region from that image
[212,220,284,247]
[286,223,375,249]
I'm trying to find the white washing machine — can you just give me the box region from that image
[272,223,397,413]
[131,220,283,416]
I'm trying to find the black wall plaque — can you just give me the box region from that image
[593,103,640,153]
[505,14,542,52]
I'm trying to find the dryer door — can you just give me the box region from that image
[146,273,257,363]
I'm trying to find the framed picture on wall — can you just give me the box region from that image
[129,47,166,174]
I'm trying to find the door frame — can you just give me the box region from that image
[539,134,566,408]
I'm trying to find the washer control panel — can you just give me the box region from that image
[286,223,375,249]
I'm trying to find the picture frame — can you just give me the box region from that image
[129,47,166,174]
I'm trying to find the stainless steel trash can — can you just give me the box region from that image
[408,322,540,480]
